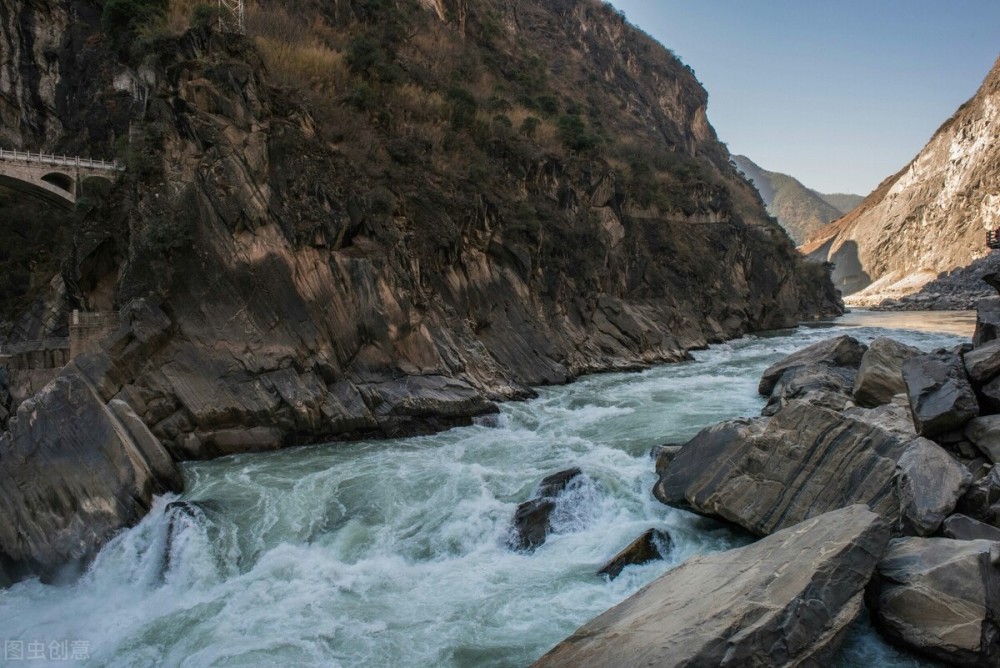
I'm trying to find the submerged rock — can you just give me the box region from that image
[596,529,671,580]
[508,468,584,551]
[655,402,907,536]
[853,337,922,407]
[867,537,1000,667]
[533,505,890,667]
[903,350,980,437]
[758,335,866,396]
[536,468,583,498]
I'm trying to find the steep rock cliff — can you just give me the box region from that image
[0,0,840,580]
[2,0,840,450]
[804,56,1000,300]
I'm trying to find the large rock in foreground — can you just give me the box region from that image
[896,438,972,536]
[654,401,909,536]
[853,336,922,407]
[867,537,1000,667]
[0,373,181,583]
[532,505,890,667]
[903,350,979,437]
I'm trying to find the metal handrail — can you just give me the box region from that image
[0,148,124,172]
[72,311,120,327]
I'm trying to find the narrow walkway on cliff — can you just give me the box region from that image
[0,310,122,371]
[0,149,123,209]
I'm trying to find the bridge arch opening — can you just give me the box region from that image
[41,172,75,194]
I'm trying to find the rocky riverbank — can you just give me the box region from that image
[846,255,1000,311]
[537,303,1000,666]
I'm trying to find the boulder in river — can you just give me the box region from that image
[761,364,856,417]
[853,337,922,408]
[867,537,1000,667]
[902,350,980,437]
[651,444,683,475]
[758,335,866,396]
[596,529,671,580]
[956,467,1000,527]
[0,373,182,584]
[965,416,1000,462]
[974,297,1000,347]
[843,394,917,438]
[508,468,583,551]
[942,514,1000,542]
[964,338,1000,386]
[533,505,891,667]
[655,401,908,536]
[896,438,971,536]
[979,375,1000,414]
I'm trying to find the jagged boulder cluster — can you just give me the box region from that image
[646,318,1000,665]
[540,302,1000,667]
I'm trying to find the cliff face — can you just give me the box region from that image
[0,0,839,581]
[804,56,1000,300]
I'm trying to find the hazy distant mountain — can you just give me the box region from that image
[819,193,864,215]
[804,55,1000,300]
[732,156,860,244]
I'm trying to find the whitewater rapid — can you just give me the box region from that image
[0,314,970,667]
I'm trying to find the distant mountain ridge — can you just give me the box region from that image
[820,193,864,215]
[731,155,861,244]
[803,55,1000,301]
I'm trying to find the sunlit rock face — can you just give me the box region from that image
[804,56,1000,302]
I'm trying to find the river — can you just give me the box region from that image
[0,311,972,667]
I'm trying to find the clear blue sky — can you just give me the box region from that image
[608,1,1000,195]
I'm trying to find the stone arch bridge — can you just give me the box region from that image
[0,148,124,209]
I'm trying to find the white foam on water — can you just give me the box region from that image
[0,315,968,667]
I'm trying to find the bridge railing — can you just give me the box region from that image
[71,310,121,327]
[0,148,124,172]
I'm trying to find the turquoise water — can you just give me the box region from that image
[0,313,968,666]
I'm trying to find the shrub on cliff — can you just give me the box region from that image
[102,0,167,40]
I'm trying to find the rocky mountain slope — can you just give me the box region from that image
[0,0,839,581]
[731,154,860,244]
[803,55,1000,300]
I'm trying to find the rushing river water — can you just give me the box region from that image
[0,312,972,667]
